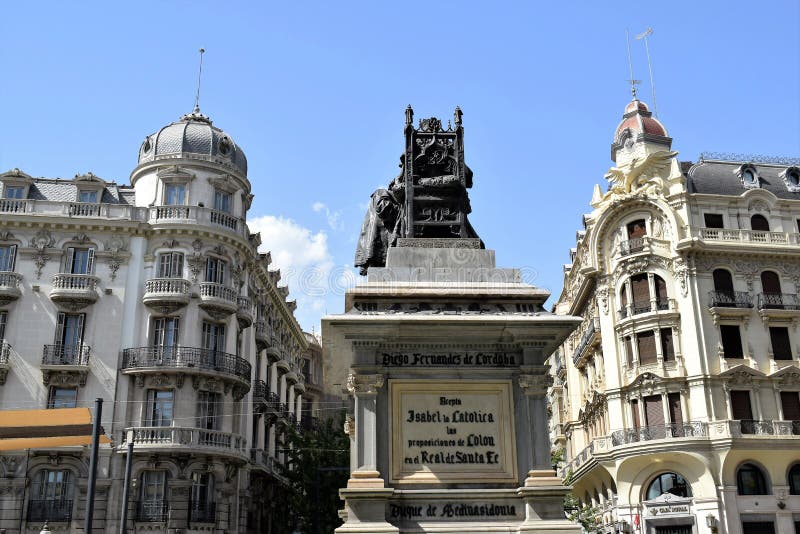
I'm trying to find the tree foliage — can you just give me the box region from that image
[563,470,602,533]
[274,411,350,534]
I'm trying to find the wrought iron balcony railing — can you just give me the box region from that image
[190,501,216,523]
[708,290,753,308]
[253,380,267,402]
[617,299,671,320]
[42,344,91,366]
[619,237,646,256]
[27,499,73,522]
[610,422,708,446]
[757,292,800,311]
[136,500,169,522]
[267,392,281,412]
[121,346,251,383]
[0,340,10,364]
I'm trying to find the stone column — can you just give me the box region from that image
[269,362,278,394]
[279,373,287,405]
[661,392,671,436]
[774,386,784,420]
[752,385,763,420]
[345,372,385,488]
[296,393,303,422]
[518,373,556,476]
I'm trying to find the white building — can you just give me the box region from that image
[550,97,800,534]
[0,106,321,533]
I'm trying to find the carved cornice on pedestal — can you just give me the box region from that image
[518,374,553,395]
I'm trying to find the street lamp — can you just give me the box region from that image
[705,514,718,533]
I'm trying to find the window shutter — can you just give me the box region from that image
[654,276,668,304]
[660,328,675,362]
[637,331,657,365]
[781,392,800,421]
[7,245,16,271]
[730,390,753,420]
[76,314,85,345]
[65,248,75,273]
[668,392,683,428]
[631,274,649,306]
[173,254,184,279]
[631,399,641,429]
[55,313,66,344]
[644,395,664,428]
[86,249,95,274]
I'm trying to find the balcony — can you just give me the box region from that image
[267,392,282,415]
[236,296,254,328]
[709,290,753,308]
[0,271,22,305]
[41,344,90,387]
[142,278,191,312]
[136,500,169,523]
[121,426,248,460]
[199,282,238,317]
[148,205,248,239]
[0,198,143,220]
[610,422,708,445]
[253,380,267,407]
[190,502,216,523]
[250,448,288,483]
[619,237,645,256]
[693,227,800,248]
[572,317,600,367]
[254,319,269,350]
[27,499,73,522]
[617,299,674,321]
[0,341,10,385]
[121,346,251,391]
[49,273,99,310]
[0,198,29,213]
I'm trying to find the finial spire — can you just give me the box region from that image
[194,48,205,114]
[625,30,641,100]
[454,106,463,126]
[405,105,414,126]
[635,27,659,117]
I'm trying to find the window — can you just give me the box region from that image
[197,391,222,430]
[761,270,782,295]
[0,244,16,271]
[720,325,744,358]
[769,327,792,360]
[48,387,78,409]
[146,390,174,427]
[627,219,647,239]
[661,328,675,362]
[213,189,231,213]
[643,395,665,437]
[152,317,180,357]
[712,269,735,304]
[637,331,657,365]
[789,464,800,495]
[781,392,800,422]
[0,311,7,342]
[668,392,683,435]
[742,168,758,187]
[53,313,86,364]
[737,463,768,495]
[164,184,186,206]
[4,186,24,199]
[28,469,74,522]
[205,257,226,285]
[730,390,754,435]
[137,471,168,522]
[65,247,95,275]
[645,472,691,500]
[201,322,226,355]
[78,190,97,203]
[704,213,724,228]
[157,252,184,278]
[190,472,215,522]
[624,336,634,367]
[751,214,770,232]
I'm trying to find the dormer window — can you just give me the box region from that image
[736,164,760,189]
[78,190,98,203]
[4,186,24,199]
[781,166,800,192]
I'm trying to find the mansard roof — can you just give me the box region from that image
[687,159,800,200]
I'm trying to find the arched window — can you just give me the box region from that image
[789,464,800,495]
[761,271,782,295]
[751,214,770,232]
[712,269,736,306]
[138,470,169,521]
[737,463,769,495]
[28,469,75,522]
[646,472,692,500]
[630,273,649,313]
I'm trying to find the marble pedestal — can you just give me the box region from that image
[323,243,582,534]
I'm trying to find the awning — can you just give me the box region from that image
[0,408,111,451]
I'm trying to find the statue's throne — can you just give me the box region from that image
[392,106,478,240]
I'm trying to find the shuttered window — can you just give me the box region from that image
[769,327,792,360]
[781,392,800,421]
[730,390,753,420]
[644,395,664,427]
[654,275,668,307]
[630,274,650,309]
[637,331,657,365]
[660,328,675,362]
[631,399,641,429]
[720,325,744,358]
[157,253,184,278]
[65,247,95,275]
[668,392,683,435]
[624,336,634,366]
[0,245,16,271]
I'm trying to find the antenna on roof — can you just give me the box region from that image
[193,48,205,114]
[625,30,641,100]
[635,27,658,118]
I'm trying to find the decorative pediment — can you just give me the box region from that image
[156,165,195,183]
[627,372,663,396]
[208,174,239,194]
[769,364,800,388]
[0,168,33,187]
[719,364,766,386]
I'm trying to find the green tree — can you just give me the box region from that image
[563,470,601,533]
[277,411,350,533]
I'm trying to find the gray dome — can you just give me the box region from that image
[138,108,248,176]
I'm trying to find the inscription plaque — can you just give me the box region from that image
[390,380,517,484]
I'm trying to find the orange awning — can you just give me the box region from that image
[0,408,111,451]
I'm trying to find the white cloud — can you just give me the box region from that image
[312,201,344,231]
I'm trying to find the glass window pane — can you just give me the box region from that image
[5,186,24,199]
[79,191,97,203]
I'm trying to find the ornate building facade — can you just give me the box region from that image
[550,98,800,534]
[0,106,321,533]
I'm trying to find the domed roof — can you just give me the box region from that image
[138,107,248,176]
[614,99,668,139]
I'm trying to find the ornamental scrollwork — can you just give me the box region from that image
[346,373,384,395]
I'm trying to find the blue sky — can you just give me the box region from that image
[1,1,798,331]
